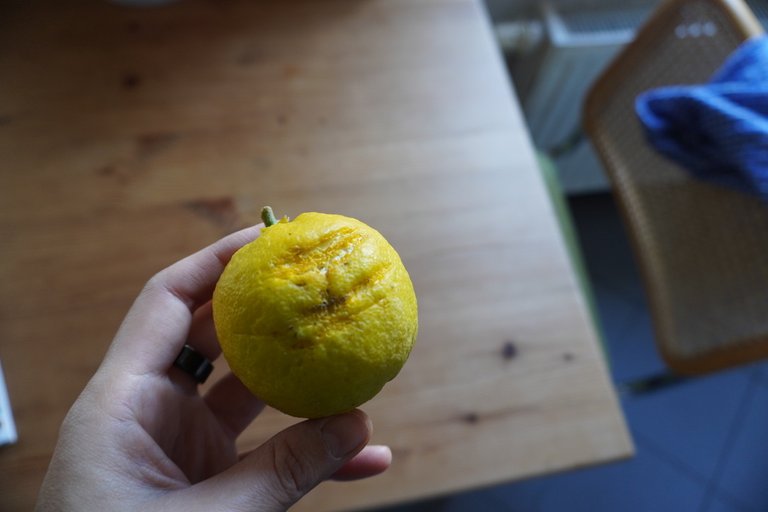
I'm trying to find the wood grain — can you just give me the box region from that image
[0,1,632,510]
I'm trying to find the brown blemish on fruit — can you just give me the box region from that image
[324,294,347,309]
[307,291,347,315]
[290,338,314,349]
[461,412,480,424]
[287,325,314,349]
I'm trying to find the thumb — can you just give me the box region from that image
[184,410,372,511]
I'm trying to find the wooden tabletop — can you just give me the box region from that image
[0,1,632,510]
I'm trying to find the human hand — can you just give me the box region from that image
[36,225,391,512]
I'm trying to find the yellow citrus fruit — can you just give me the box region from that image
[212,208,418,418]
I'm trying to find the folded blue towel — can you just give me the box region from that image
[636,35,768,199]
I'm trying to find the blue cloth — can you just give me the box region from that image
[635,36,768,199]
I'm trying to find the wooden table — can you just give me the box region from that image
[0,1,632,510]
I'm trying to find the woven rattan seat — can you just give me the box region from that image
[584,0,768,374]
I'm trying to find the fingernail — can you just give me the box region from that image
[321,410,371,459]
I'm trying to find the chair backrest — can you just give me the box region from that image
[584,0,767,374]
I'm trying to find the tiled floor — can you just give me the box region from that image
[373,193,768,512]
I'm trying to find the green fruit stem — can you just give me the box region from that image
[261,206,277,227]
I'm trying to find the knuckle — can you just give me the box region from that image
[268,438,315,506]
[139,274,164,300]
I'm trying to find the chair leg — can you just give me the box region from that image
[619,372,689,396]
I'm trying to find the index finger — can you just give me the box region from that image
[104,224,262,376]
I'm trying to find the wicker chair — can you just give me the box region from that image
[584,0,768,376]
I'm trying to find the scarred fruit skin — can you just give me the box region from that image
[212,212,418,418]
